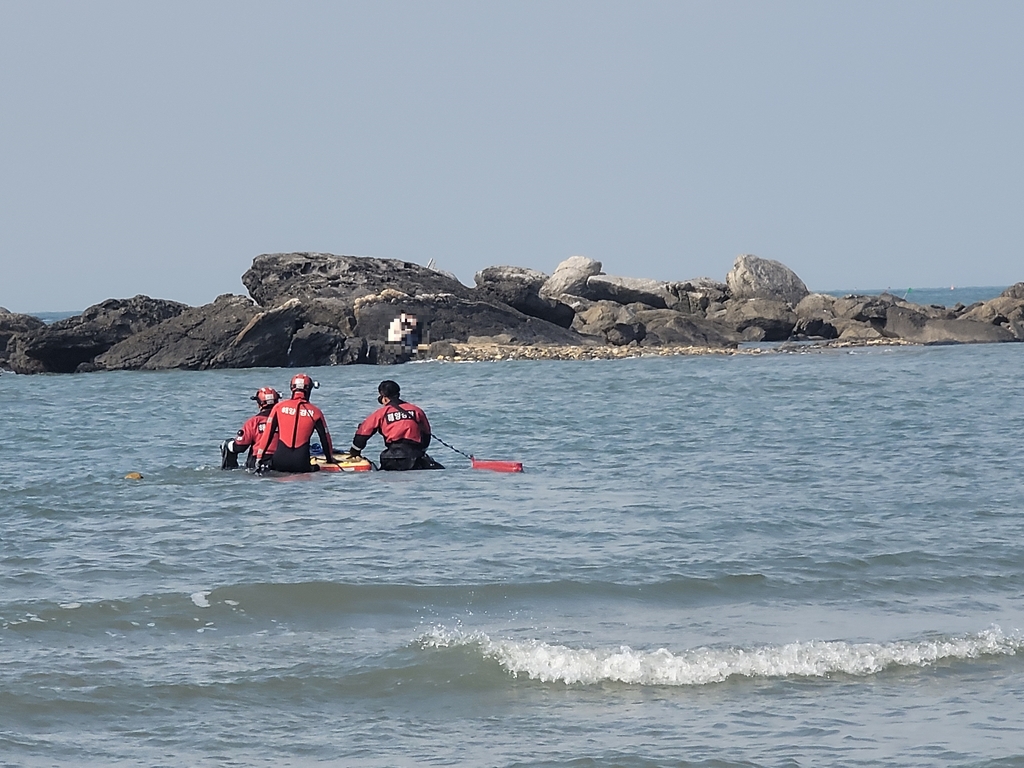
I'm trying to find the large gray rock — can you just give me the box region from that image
[571,301,644,346]
[632,309,737,348]
[721,298,797,342]
[959,296,1024,325]
[793,293,839,339]
[208,299,308,369]
[955,296,1024,340]
[7,296,188,374]
[539,256,603,299]
[1001,282,1024,300]
[884,306,1017,344]
[474,265,575,328]
[0,310,46,368]
[95,295,366,370]
[726,255,809,305]
[832,294,893,324]
[665,279,730,315]
[94,295,260,371]
[352,290,586,350]
[242,252,475,307]
[584,275,675,309]
[286,325,363,367]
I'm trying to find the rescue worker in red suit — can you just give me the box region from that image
[348,380,443,471]
[221,387,281,469]
[255,373,336,473]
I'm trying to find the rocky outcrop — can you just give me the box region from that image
[473,266,575,328]
[93,295,365,371]
[718,298,797,342]
[539,256,603,299]
[352,290,586,350]
[7,296,188,373]
[883,305,1017,344]
[955,295,1024,340]
[726,254,809,305]
[94,295,260,370]
[571,301,647,346]
[569,299,736,348]
[632,309,737,348]
[242,252,476,307]
[1001,282,1024,300]
[6,251,1022,374]
[583,275,675,309]
[0,309,46,368]
[792,293,839,339]
[666,279,730,316]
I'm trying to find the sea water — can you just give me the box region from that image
[3,343,1024,767]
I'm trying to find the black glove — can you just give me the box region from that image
[348,446,361,457]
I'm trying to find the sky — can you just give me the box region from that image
[1,1,1022,313]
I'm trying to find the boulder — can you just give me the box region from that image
[632,309,737,348]
[1001,282,1024,300]
[837,322,886,341]
[583,275,675,309]
[721,298,797,342]
[958,296,1024,327]
[726,255,809,305]
[0,310,46,368]
[571,301,644,346]
[539,256,603,299]
[283,325,346,367]
[426,340,458,359]
[94,295,259,370]
[884,306,1017,344]
[351,290,586,351]
[793,293,839,339]
[832,295,892,324]
[6,295,188,374]
[208,299,308,369]
[665,279,730,315]
[474,265,575,327]
[241,252,476,307]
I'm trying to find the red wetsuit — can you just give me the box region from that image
[352,399,441,470]
[233,409,279,468]
[352,400,431,452]
[256,392,334,472]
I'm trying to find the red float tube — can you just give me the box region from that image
[470,457,524,473]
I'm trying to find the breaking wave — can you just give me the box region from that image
[419,625,1022,686]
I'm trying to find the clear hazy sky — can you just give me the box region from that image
[1,1,1021,312]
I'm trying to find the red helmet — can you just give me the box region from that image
[251,387,280,409]
[290,373,314,394]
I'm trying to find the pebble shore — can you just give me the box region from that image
[430,338,914,362]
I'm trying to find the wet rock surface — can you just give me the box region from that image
[7,296,188,373]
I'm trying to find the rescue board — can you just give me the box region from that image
[311,453,375,472]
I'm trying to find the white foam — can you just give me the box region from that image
[419,626,1022,686]
[190,591,211,608]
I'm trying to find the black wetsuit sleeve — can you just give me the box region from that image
[352,432,369,451]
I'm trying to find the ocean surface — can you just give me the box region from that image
[822,286,1006,307]
[3,342,1024,767]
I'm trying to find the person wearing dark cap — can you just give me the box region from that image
[347,380,443,470]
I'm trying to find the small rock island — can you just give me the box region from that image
[2,253,1022,373]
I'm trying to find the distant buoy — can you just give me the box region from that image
[124,472,144,480]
